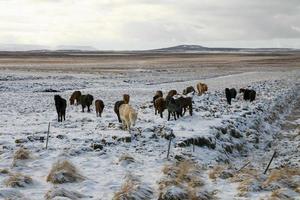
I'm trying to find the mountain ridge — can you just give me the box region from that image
[0,44,297,52]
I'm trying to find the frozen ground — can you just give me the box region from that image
[0,67,299,200]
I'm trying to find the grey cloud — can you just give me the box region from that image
[0,0,299,49]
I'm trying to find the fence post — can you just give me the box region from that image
[237,161,250,172]
[46,122,50,149]
[264,151,276,174]
[167,138,172,159]
[193,139,195,152]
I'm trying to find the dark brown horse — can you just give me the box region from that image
[95,100,105,117]
[114,94,130,122]
[54,95,67,122]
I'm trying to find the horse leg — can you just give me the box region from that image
[189,105,193,116]
[160,111,163,118]
[168,111,171,121]
[126,121,131,133]
[183,107,186,116]
[87,106,90,112]
[117,112,121,123]
[121,119,126,130]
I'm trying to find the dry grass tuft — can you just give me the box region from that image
[12,147,32,167]
[13,147,31,160]
[268,188,297,200]
[159,185,189,200]
[158,160,216,200]
[208,165,226,180]
[176,160,200,182]
[45,187,88,200]
[119,154,135,165]
[113,178,136,200]
[190,190,218,200]
[230,168,261,197]
[269,189,283,200]
[263,167,300,187]
[113,175,153,200]
[0,168,10,174]
[46,159,84,184]
[4,173,33,187]
[162,160,203,181]
[230,166,300,198]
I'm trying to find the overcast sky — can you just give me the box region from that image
[0,0,299,50]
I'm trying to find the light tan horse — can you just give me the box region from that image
[196,83,208,95]
[119,104,137,132]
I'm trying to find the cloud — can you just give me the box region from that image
[0,0,299,49]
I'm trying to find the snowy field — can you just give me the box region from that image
[0,66,300,200]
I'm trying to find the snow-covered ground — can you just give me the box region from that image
[0,68,299,200]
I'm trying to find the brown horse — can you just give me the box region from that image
[154,97,166,118]
[69,91,81,105]
[123,94,130,104]
[95,100,105,117]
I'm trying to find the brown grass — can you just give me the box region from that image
[268,188,297,200]
[229,166,300,198]
[12,147,32,167]
[269,189,283,200]
[13,147,31,160]
[46,159,84,184]
[4,173,33,187]
[158,160,216,200]
[163,160,202,180]
[230,168,260,197]
[264,167,300,186]
[113,178,135,200]
[208,165,226,180]
[113,175,153,200]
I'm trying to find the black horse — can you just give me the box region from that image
[167,97,183,121]
[54,95,67,122]
[240,88,256,102]
[225,88,237,105]
[80,94,94,112]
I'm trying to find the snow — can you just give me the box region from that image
[0,68,299,199]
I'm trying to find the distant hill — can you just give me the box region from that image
[148,44,296,53]
[0,44,297,53]
[55,45,98,51]
[149,45,210,52]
